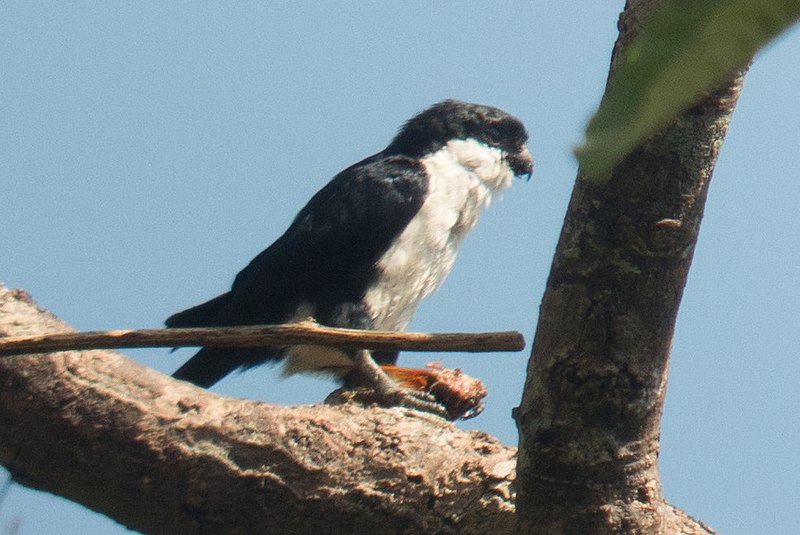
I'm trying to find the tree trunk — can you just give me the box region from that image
[514,1,747,533]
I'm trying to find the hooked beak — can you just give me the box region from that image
[509,144,534,181]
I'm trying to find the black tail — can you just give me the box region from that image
[167,292,239,387]
[167,292,280,386]
[171,347,242,388]
[166,292,232,328]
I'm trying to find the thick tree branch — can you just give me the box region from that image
[0,284,516,534]
[515,1,747,533]
[0,324,525,358]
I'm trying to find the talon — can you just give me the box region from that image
[332,350,450,418]
[340,350,487,420]
[325,384,449,419]
[392,388,449,419]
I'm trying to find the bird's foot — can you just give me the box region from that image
[325,385,449,419]
[377,385,450,419]
[327,349,449,419]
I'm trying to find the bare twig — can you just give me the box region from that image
[0,322,525,357]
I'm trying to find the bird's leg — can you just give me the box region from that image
[351,349,449,418]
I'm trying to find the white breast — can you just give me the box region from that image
[282,138,514,377]
[363,138,514,331]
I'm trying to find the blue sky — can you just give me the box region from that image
[2,3,798,533]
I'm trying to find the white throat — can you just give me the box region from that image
[429,138,516,193]
[363,138,515,331]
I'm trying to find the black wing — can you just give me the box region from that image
[229,153,428,322]
[168,153,429,386]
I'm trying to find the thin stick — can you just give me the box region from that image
[0,322,526,357]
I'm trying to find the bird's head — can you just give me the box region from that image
[386,100,533,182]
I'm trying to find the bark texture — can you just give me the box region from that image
[0,284,516,534]
[514,2,747,534]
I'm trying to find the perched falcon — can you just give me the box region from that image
[167,100,532,416]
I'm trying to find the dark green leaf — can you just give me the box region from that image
[576,0,800,180]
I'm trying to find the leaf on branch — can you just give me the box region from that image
[576,0,800,180]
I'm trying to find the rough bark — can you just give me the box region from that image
[0,284,516,534]
[514,2,747,534]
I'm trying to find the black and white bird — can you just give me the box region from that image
[167,100,532,413]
